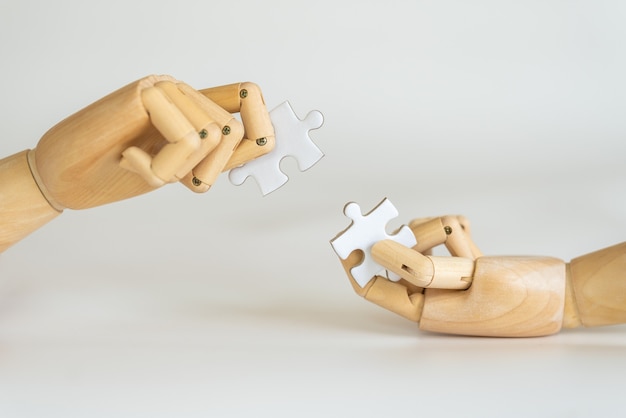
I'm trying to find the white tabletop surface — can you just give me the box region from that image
[1,1,625,417]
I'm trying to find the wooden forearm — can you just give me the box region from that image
[0,150,62,252]
[564,242,626,328]
[341,213,625,336]
[366,242,626,334]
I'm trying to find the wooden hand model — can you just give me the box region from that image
[0,75,275,253]
[2,75,624,339]
[333,202,626,337]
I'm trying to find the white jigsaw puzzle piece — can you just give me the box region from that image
[330,198,417,288]
[228,101,324,195]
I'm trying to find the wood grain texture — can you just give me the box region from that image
[371,239,474,289]
[0,151,61,252]
[568,242,626,327]
[199,83,242,114]
[420,256,566,337]
[34,75,172,209]
[561,263,583,328]
[1,75,276,251]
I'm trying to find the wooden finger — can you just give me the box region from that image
[441,215,481,259]
[223,136,275,171]
[177,124,222,191]
[120,86,200,184]
[455,215,483,258]
[142,86,197,145]
[144,87,200,182]
[157,81,225,131]
[372,240,434,286]
[225,82,275,169]
[120,146,165,187]
[372,240,474,289]
[172,124,222,179]
[238,82,274,144]
[177,83,244,187]
[190,120,244,188]
[200,82,242,113]
[409,217,449,254]
[155,81,248,186]
[337,247,424,321]
[160,82,233,190]
[200,82,275,172]
[365,276,425,322]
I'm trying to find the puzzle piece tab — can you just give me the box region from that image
[228,101,324,195]
[330,198,417,288]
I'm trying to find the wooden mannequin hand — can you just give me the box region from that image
[339,216,626,337]
[373,239,566,337]
[336,216,480,325]
[30,74,274,210]
[0,75,275,252]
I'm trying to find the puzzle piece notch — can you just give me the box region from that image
[228,101,324,195]
[330,198,417,288]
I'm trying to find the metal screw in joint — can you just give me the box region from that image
[199,129,208,139]
[444,226,453,235]
[240,89,248,99]
[222,126,231,135]
[256,137,267,146]
[192,177,202,187]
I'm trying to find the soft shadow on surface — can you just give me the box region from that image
[170,295,626,345]
[557,324,626,346]
[175,296,420,338]
[172,287,626,342]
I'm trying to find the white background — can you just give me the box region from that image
[1,1,625,417]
